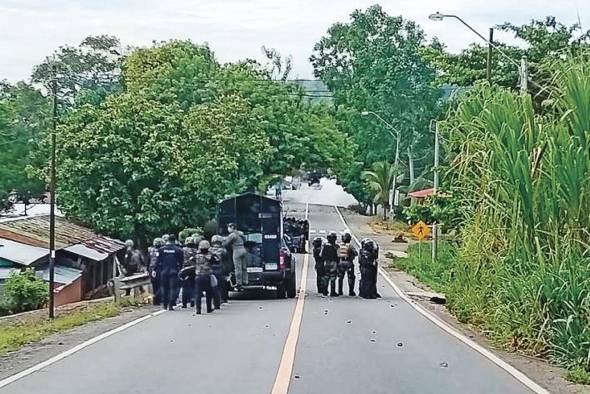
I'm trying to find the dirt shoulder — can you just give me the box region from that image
[340,208,587,394]
[0,302,160,381]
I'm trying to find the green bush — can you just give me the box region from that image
[2,269,49,314]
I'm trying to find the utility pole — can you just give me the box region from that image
[407,147,415,185]
[431,120,440,262]
[49,62,57,319]
[520,56,528,94]
[486,28,494,82]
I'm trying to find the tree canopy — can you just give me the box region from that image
[311,5,443,205]
[51,40,350,242]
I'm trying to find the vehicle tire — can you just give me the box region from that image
[276,283,287,299]
[286,273,296,298]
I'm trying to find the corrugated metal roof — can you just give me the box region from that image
[0,216,124,257]
[37,265,82,285]
[0,238,48,266]
[64,244,108,262]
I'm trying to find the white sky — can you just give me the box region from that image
[1,0,589,82]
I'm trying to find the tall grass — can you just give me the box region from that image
[441,59,590,372]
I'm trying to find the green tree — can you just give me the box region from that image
[431,16,590,106]
[32,35,124,105]
[311,5,442,205]
[362,161,399,219]
[0,82,49,209]
[50,40,349,242]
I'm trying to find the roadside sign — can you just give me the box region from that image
[411,221,430,241]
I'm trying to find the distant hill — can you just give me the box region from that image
[289,79,332,103]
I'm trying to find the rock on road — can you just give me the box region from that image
[1,180,534,394]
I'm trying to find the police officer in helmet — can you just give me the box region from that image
[193,240,219,314]
[337,231,357,296]
[180,236,197,308]
[312,237,325,294]
[320,231,339,297]
[156,234,184,310]
[148,238,164,305]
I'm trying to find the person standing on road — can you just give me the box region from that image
[337,231,357,296]
[320,231,339,297]
[148,237,164,305]
[180,237,197,308]
[210,235,229,304]
[157,234,184,311]
[193,240,219,314]
[359,238,379,299]
[312,237,325,294]
[223,223,248,289]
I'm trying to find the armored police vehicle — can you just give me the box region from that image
[217,193,297,298]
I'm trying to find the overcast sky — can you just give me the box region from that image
[1,0,589,82]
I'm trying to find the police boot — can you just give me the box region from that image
[330,280,338,297]
[348,278,356,296]
[337,277,344,296]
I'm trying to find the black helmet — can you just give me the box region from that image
[362,238,375,252]
[341,231,352,243]
[327,231,337,243]
[312,237,323,248]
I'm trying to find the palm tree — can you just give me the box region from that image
[362,161,400,219]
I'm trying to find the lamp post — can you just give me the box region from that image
[429,12,527,88]
[361,111,402,217]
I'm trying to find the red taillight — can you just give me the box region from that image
[279,251,286,270]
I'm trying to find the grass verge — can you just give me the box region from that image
[0,298,139,356]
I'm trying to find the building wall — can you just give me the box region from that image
[55,276,83,306]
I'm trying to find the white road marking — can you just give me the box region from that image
[309,229,317,234]
[272,203,310,394]
[333,205,549,394]
[318,230,326,234]
[0,309,167,389]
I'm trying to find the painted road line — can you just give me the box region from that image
[333,206,549,394]
[272,204,310,394]
[0,309,167,389]
[319,230,326,234]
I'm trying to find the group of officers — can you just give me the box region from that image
[311,231,380,299]
[123,223,248,314]
[122,224,381,314]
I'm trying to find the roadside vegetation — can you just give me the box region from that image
[397,58,590,381]
[0,298,138,355]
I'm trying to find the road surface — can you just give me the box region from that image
[1,182,534,394]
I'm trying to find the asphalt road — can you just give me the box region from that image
[1,183,533,394]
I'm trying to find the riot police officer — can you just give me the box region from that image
[223,223,248,289]
[156,234,184,310]
[210,235,229,304]
[180,237,197,308]
[359,238,378,299]
[320,231,339,297]
[311,237,324,294]
[148,238,164,305]
[337,231,357,296]
[193,240,220,314]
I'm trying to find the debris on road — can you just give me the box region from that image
[346,320,352,324]
[440,362,448,368]
[406,291,446,305]
[370,338,376,343]
[397,342,403,347]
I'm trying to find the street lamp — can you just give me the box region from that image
[429,11,526,87]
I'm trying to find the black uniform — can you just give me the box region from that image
[337,242,357,296]
[312,238,324,294]
[147,246,161,305]
[181,246,197,308]
[359,239,380,299]
[156,243,184,310]
[320,241,339,296]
